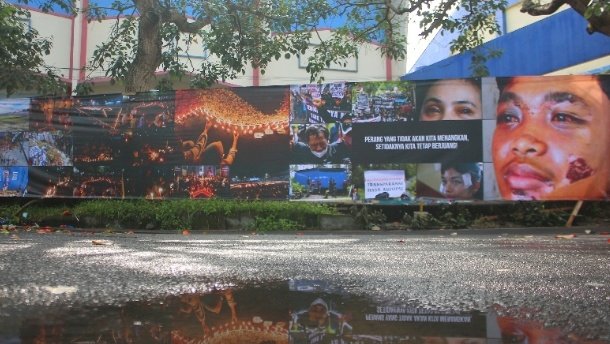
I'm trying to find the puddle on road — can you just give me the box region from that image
[1,280,599,343]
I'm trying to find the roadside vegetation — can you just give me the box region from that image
[0,199,608,232]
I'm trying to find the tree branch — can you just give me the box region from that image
[161,8,212,33]
[383,0,430,15]
[520,0,566,15]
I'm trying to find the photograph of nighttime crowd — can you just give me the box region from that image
[230,171,289,200]
[27,166,141,198]
[71,166,139,198]
[170,165,231,199]
[27,167,74,197]
[73,135,125,165]
[30,97,75,132]
[71,94,126,135]
[124,93,179,167]
[175,87,291,199]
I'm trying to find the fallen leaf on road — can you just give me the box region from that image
[92,240,111,246]
[37,227,53,234]
[555,234,576,239]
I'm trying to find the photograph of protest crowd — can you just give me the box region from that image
[22,131,72,166]
[352,81,416,123]
[290,82,353,124]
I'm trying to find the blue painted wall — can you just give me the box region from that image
[403,9,610,80]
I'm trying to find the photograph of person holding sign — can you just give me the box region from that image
[416,79,482,121]
[492,75,610,200]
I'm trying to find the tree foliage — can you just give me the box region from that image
[0,0,65,96]
[3,0,610,94]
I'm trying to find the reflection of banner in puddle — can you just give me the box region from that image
[288,280,487,343]
[11,281,600,343]
[289,301,487,343]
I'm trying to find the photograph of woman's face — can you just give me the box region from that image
[492,75,610,200]
[419,79,482,121]
[441,167,478,200]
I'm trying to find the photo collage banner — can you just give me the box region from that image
[0,74,608,202]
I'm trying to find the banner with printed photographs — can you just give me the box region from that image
[0,74,608,201]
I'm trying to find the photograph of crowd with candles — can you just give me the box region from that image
[175,86,291,199]
[26,167,73,197]
[30,97,74,132]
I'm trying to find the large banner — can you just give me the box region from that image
[1,74,608,201]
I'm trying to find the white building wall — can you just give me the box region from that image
[28,9,73,80]
[20,5,406,93]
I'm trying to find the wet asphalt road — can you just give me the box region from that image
[0,228,609,341]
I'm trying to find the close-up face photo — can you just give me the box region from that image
[419,79,482,121]
[307,132,329,153]
[492,75,610,200]
[441,168,476,200]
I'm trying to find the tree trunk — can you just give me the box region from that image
[125,0,163,93]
